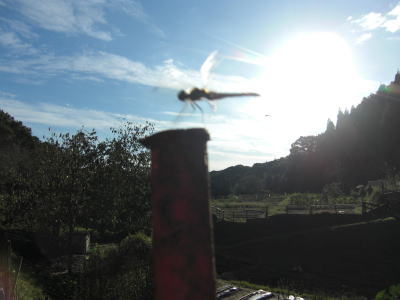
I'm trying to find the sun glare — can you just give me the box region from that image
[243,32,366,138]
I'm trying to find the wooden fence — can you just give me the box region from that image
[286,204,357,215]
[211,206,265,222]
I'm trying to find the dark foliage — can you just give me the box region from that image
[0,109,154,238]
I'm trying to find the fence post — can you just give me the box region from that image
[362,199,366,216]
[12,257,22,299]
[141,128,215,300]
[8,240,12,300]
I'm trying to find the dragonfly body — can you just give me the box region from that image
[176,51,260,112]
[178,87,259,102]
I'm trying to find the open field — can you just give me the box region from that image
[214,215,400,298]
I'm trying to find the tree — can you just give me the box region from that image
[234,175,262,195]
[325,118,335,134]
[289,136,318,156]
[86,121,154,237]
[0,119,154,241]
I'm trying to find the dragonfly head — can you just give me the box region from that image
[178,90,188,101]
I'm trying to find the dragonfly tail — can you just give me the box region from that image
[207,92,260,100]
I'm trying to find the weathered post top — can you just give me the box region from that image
[141,128,216,300]
[141,127,209,149]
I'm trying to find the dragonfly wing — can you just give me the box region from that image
[200,50,218,87]
[205,99,217,112]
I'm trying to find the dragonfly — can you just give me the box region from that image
[177,51,260,112]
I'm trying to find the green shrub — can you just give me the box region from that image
[83,232,153,300]
[119,232,151,260]
[16,271,46,300]
[376,283,400,299]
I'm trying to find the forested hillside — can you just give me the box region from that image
[211,73,400,196]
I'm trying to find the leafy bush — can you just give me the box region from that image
[375,283,400,299]
[83,232,153,300]
[119,232,151,261]
[14,269,46,300]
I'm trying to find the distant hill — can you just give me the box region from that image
[0,109,39,151]
[211,72,400,197]
[0,109,39,170]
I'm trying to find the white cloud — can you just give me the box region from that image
[163,110,286,170]
[389,4,400,16]
[351,3,400,34]
[382,5,400,32]
[10,0,112,41]
[0,29,39,55]
[0,90,16,98]
[0,95,162,130]
[0,17,40,55]
[0,17,38,39]
[352,12,385,30]
[5,0,164,40]
[355,32,372,44]
[109,0,165,38]
[162,111,202,118]
[0,51,256,92]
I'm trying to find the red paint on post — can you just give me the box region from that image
[141,128,216,300]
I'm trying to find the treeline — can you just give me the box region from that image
[211,75,400,197]
[0,110,153,239]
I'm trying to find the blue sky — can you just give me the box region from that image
[0,0,399,170]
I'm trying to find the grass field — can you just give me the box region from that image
[211,193,362,220]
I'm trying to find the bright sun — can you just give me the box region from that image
[267,32,354,93]
[244,32,367,136]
